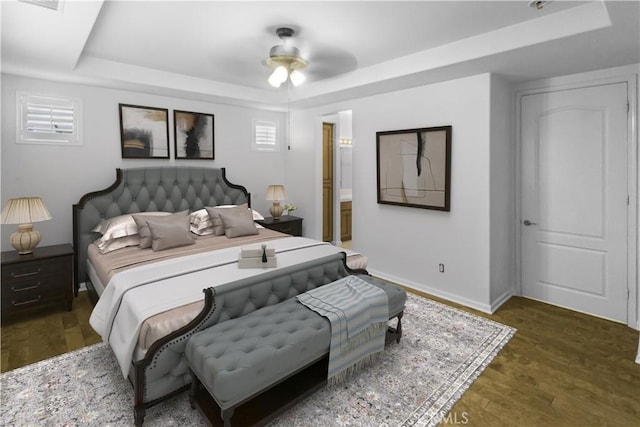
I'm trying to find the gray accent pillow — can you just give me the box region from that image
[133,211,188,248]
[205,204,250,236]
[217,208,259,238]
[145,215,195,251]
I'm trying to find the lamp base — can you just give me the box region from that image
[10,224,41,255]
[270,202,283,220]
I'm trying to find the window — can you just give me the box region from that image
[252,120,279,152]
[16,92,82,145]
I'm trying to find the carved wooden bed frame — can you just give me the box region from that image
[72,167,254,424]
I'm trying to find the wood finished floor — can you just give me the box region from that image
[1,289,638,426]
[1,292,101,373]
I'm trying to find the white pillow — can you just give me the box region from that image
[92,214,138,240]
[251,209,265,221]
[93,212,171,239]
[191,205,263,235]
[94,235,141,254]
[191,206,263,222]
[190,208,212,227]
[190,225,216,236]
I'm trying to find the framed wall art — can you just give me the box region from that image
[376,125,452,211]
[173,110,214,160]
[119,104,169,159]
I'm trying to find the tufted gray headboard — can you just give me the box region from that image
[72,167,250,296]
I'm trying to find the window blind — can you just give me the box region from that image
[253,120,279,151]
[26,103,74,134]
[255,122,277,146]
[17,92,82,145]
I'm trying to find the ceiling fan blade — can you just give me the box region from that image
[304,44,358,81]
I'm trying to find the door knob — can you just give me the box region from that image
[523,219,537,226]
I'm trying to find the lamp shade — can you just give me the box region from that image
[1,197,52,254]
[265,185,286,201]
[1,197,52,224]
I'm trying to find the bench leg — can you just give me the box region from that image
[395,311,403,343]
[134,406,145,426]
[222,408,234,427]
[189,369,199,410]
[386,311,404,345]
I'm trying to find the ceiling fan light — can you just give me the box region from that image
[268,72,282,87]
[289,69,306,87]
[265,28,308,88]
[268,77,282,88]
[275,65,289,81]
[268,66,288,87]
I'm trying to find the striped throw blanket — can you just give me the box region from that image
[297,275,388,384]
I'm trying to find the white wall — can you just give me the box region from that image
[489,74,516,309]
[355,74,493,310]
[0,74,287,251]
[338,111,352,140]
[338,110,353,190]
[290,73,507,312]
[340,146,353,190]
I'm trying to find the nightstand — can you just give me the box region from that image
[256,215,303,236]
[1,244,74,315]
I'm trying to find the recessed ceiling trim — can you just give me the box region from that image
[74,56,284,109]
[289,1,612,103]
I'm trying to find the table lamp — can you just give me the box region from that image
[1,197,52,254]
[265,185,285,220]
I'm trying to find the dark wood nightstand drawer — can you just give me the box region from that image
[1,244,74,315]
[272,223,297,235]
[2,269,70,296]
[256,215,303,237]
[2,286,66,311]
[2,256,69,285]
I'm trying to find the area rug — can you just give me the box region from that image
[1,294,515,426]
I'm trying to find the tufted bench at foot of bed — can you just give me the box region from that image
[185,275,406,426]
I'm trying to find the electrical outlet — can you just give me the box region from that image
[439,263,445,273]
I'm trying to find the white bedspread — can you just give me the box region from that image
[89,237,345,377]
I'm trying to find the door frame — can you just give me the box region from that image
[322,121,336,243]
[515,66,638,329]
[317,114,343,245]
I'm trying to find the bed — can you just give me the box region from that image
[72,166,367,425]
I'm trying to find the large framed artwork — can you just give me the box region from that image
[377,126,452,211]
[119,104,169,159]
[173,110,214,160]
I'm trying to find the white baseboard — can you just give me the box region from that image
[490,288,514,313]
[367,269,495,314]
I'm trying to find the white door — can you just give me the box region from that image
[520,83,628,322]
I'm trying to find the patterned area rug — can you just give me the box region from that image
[1,294,515,426]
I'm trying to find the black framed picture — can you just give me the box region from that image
[173,110,214,160]
[119,104,169,159]
[376,126,452,211]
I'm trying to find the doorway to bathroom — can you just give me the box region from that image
[338,111,353,249]
[321,110,353,249]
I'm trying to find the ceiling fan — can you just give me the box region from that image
[265,27,308,88]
